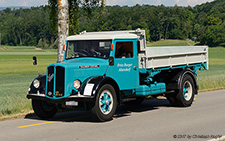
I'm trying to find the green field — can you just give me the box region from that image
[147,39,197,46]
[198,47,225,91]
[0,42,225,118]
[0,46,57,117]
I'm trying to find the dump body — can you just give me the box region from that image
[139,46,208,69]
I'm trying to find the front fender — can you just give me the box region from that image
[28,75,46,96]
[80,76,120,102]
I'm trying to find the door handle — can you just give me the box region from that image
[133,66,137,70]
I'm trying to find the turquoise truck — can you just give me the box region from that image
[27,29,208,121]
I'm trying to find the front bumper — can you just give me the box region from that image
[27,93,95,104]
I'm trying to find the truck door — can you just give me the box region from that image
[109,40,139,90]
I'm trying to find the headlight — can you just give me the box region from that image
[73,80,81,89]
[33,79,40,89]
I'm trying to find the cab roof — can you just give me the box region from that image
[66,32,138,41]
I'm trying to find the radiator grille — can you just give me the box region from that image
[47,66,54,97]
[47,66,65,98]
[55,66,65,97]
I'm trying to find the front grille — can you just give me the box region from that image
[56,66,65,97]
[47,66,65,98]
[47,66,54,97]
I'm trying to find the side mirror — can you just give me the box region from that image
[109,57,114,66]
[33,56,37,65]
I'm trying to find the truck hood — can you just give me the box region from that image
[47,58,109,81]
[61,58,108,68]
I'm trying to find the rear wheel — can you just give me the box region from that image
[166,74,195,107]
[166,93,178,106]
[32,99,57,119]
[91,84,117,121]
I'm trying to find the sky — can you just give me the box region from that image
[0,0,215,7]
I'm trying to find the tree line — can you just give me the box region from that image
[0,0,225,47]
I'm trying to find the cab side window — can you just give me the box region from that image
[115,42,133,58]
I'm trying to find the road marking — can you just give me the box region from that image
[18,121,57,128]
[18,115,90,129]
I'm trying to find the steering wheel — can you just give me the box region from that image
[91,50,101,57]
[72,52,87,57]
[80,49,90,55]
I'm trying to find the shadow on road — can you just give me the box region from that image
[114,98,170,119]
[24,98,171,123]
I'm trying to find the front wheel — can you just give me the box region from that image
[91,84,117,121]
[32,99,58,119]
[166,74,195,107]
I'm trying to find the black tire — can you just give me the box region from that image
[123,97,145,105]
[166,74,195,107]
[32,99,58,119]
[166,94,179,107]
[91,84,117,121]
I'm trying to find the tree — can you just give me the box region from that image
[1,0,225,48]
[48,0,105,62]
[200,24,225,47]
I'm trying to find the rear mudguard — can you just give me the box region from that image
[166,70,198,94]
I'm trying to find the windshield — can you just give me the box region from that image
[66,40,112,59]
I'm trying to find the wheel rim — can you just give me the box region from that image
[99,90,113,115]
[183,81,193,101]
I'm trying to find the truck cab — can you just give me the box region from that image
[27,29,208,121]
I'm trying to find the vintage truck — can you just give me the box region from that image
[27,29,208,121]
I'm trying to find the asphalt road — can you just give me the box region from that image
[0,90,225,141]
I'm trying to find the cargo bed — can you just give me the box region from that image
[139,46,208,69]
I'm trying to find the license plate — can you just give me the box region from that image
[65,101,78,106]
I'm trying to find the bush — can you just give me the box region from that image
[37,38,43,48]
[219,43,225,47]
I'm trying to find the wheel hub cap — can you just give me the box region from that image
[99,91,113,115]
[183,81,193,101]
